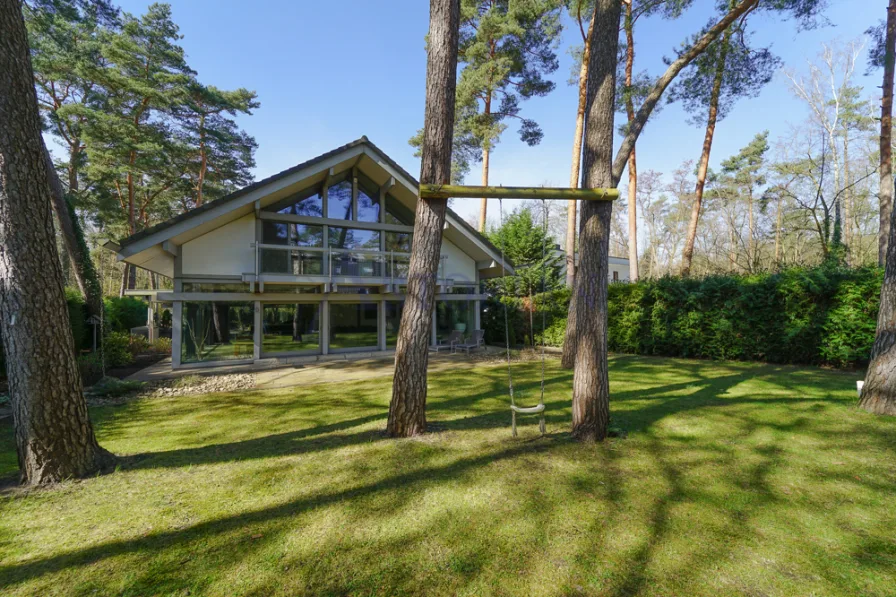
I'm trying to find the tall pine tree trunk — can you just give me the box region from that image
[624,0,639,281]
[680,25,732,276]
[565,5,595,289]
[860,176,896,415]
[774,195,783,267]
[570,0,620,442]
[478,143,490,232]
[881,0,896,266]
[388,0,459,437]
[43,143,102,317]
[0,0,112,485]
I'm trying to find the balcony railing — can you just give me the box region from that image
[252,243,447,285]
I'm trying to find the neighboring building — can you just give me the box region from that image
[105,137,513,370]
[554,248,631,283]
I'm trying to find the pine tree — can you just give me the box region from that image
[177,83,259,208]
[674,7,779,276]
[0,0,113,485]
[388,0,461,437]
[456,0,562,232]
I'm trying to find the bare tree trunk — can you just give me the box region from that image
[624,0,639,281]
[748,193,755,272]
[774,195,782,267]
[388,0,459,437]
[843,133,852,264]
[478,145,490,232]
[570,0,620,442]
[881,4,896,266]
[681,25,731,276]
[565,7,595,289]
[0,0,113,485]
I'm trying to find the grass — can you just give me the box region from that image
[0,355,894,596]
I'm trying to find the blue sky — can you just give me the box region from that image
[113,0,879,225]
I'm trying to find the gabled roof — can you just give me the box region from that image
[107,136,512,275]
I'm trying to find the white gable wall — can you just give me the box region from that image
[181,214,255,277]
[441,239,477,283]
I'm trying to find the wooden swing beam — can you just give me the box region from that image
[419,184,619,201]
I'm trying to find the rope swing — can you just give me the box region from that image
[496,198,549,437]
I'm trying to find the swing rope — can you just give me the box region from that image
[497,197,548,437]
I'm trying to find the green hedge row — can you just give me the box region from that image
[486,266,883,369]
[0,292,148,380]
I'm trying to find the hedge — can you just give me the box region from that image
[487,266,883,370]
[1,293,148,381]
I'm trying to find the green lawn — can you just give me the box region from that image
[1,356,894,596]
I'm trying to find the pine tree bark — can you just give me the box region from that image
[624,0,639,282]
[570,0,620,442]
[0,0,113,485]
[880,0,896,266]
[565,5,595,289]
[860,183,896,415]
[388,0,459,437]
[680,24,732,277]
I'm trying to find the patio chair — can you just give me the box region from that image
[432,330,464,353]
[455,330,484,354]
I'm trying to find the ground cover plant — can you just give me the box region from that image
[0,356,893,596]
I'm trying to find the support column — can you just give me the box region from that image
[378,299,387,350]
[321,299,329,355]
[431,304,438,347]
[172,301,183,368]
[474,300,481,331]
[147,304,156,342]
[253,301,262,360]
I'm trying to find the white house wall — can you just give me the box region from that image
[181,214,255,277]
[440,238,477,284]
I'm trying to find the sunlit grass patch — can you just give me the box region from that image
[0,355,893,596]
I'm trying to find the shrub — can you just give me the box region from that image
[87,376,145,398]
[150,337,173,355]
[127,334,151,357]
[103,332,135,368]
[77,353,105,386]
[104,296,148,333]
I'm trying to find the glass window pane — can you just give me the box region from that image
[435,300,475,340]
[330,303,378,349]
[328,227,380,250]
[278,191,323,217]
[385,194,413,225]
[262,221,289,245]
[328,180,353,220]
[357,183,380,222]
[261,248,289,274]
[385,300,404,347]
[262,303,320,354]
[182,302,254,363]
[292,224,323,247]
[385,232,412,253]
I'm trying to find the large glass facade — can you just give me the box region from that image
[384,193,413,225]
[435,300,475,341]
[330,302,378,350]
[182,302,254,363]
[385,300,404,348]
[262,303,320,355]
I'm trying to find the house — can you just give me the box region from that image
[104,137,513,370]
[554,249,631,283]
